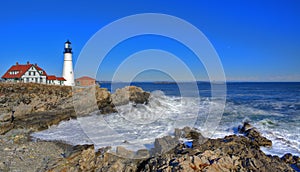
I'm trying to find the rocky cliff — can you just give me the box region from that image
[0,83,149,134]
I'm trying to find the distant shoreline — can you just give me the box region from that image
[98,81,300,84]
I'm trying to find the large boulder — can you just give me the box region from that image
[116,146,135,158]
[73,86,116,115]
[111,86,150,106]
[175,127,207,146]
[152,135,178,155]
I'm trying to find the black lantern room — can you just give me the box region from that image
[64,40,72,54]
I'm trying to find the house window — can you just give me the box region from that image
[33,71,36,76]
[40,78,43,83]
[29,72,31,76]
[10,71,20,75]
[26,78,29,82]
[35,78,38,83]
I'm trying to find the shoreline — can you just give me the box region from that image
[30,112,300,158]
[0,83,299,171]
[1,121,299,171]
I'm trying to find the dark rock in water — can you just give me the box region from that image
[238,121,253,133]
[111,86,150,106]
[244,128,272,147]
[282,154,300,171]
[282,153,296,164]
[238,122,272,147]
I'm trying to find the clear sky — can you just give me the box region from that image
[0,0,299,81]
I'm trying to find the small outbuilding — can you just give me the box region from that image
[75,76,96,87]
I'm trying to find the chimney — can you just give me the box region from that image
[27,61,30,65]
[16,62,19,66]
[35,63,37,66]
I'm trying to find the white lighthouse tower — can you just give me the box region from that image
[62,40,75,86]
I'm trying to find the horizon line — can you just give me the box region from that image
[97,80,300,83]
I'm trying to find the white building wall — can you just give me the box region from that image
[21,66,47,84]
[54,80,60,85]
[47,80,55,85]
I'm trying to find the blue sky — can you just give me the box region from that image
[0,0,299,81]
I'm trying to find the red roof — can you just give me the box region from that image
[75,76,95,81]
[2,64,31,79]
[56,77,66,81]
[47,75,57,80]
[35,66,47,76]
[1,63,48,79]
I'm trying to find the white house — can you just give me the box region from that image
[1,61,66,85]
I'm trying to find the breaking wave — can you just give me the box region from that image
[31,90,300,156]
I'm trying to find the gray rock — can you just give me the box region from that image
[111,86,150,106]
[136,149,150,159]
[152,135,178,155]
[175,127,206,146]
[116,146,135,158]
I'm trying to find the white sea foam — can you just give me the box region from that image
[31,91,300,156]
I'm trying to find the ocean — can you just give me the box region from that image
[32,82,300,157]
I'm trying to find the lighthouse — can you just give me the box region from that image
[62,40,75,86]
